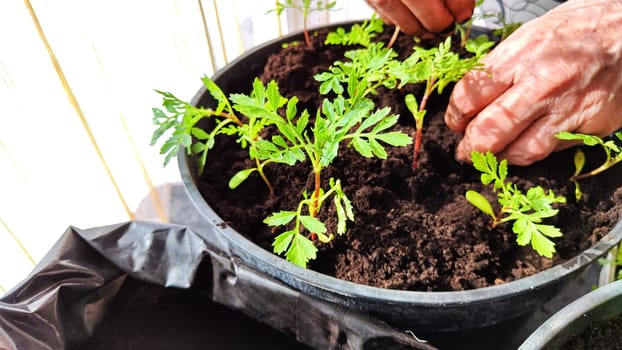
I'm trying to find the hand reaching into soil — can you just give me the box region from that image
[364,0,474,36]
[445,0,622,165]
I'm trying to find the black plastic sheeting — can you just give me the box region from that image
[0,221,434,350]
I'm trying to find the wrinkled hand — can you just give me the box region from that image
[446,0,622,165]
[365,0,474,35]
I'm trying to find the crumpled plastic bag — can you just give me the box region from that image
[0,221,434,350]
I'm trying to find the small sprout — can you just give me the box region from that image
[324,14,384,48]
[271,0,338,47]
[466,151,566,258]
[397,36,492,169]
[151,77,289,196]
[555,131,622,201]
[555,131,622,180]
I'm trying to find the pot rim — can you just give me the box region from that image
[518,278,622,349]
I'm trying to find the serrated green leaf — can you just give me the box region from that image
[201,76,228,114]
[480,174,495,186]
[358,107,390,131]
[369,138,387,159]
[370,113,400,134]
[296,109,309,132]
[285,96,298,120]
[513,218,532,246]
[264,211,297,226]
[498,158,508,181]
[272,230,295,255]
[375,132,412,146]
[228,168,256,189]
[536,224,563,238]
[152,107,167,121]
[530,231,556,258]
[471,151,489,173]
[285,234,318,268]
[266,80,286,111]
[352,137,373,157]
[299,215,327,234]
[320,140,340,166]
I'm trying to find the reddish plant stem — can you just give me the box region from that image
[303,25,311,47]
[412,128,423,170]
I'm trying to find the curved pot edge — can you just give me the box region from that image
[518,278,622,350]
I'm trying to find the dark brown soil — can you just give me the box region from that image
[562,313,622,349]
[195,26,622,292]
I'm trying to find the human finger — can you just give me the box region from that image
[445,0,476,23]
[400,0,455,33]
[496,113,569,165]
[445,69,511,133]
[365,0,425,35]
[454,79,550,163]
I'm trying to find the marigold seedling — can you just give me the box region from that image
[465,151,566,258]
[153,24,412,267]
[555,131,622,200]
[271,0,337,47]
[398,36,492,169]
[324,14,384,48]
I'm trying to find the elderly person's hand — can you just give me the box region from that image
[365,0,474,35]
[446,0,622,165]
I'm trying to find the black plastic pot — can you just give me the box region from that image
[519,279,622,349]
[178,21,622,340]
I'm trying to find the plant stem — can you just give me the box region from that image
[255,157,274,196]
[303,24,311,46]
[308,168,322,240]
[412,85,433,170]
[572,155,622,180]
[462,26,472,48]
[387,26,400,49]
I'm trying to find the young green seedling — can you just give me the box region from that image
[259,94,411,266]
[263,62,411,266]
[555,131,622,180]
[465,151,566,258]
[399,35,493,169]
[324,14,384,48]
[555,131,622,200]
[272,0,337,47]
[151,77,282,195]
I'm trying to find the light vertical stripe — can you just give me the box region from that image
[1,217,35,266]
[88,42,169,223]
[212,0,229,64]
[23,0,135,220]
[198,0,218,74]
